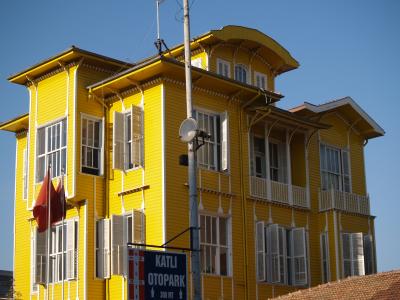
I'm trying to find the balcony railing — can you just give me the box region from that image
[319,189,370,215]
[250,176,308,208]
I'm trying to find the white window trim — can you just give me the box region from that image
[35,118,67,183]
[80,113,103,176]
[256,223,309,286]
[191,57,203,69]
[319,142,352,192]
[254,71,267,90]
[234,63,250,84]
[320,232,331,283]
[199,212,232,277]
[216,58,231,78]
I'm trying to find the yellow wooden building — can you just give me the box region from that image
[0,25,384,300]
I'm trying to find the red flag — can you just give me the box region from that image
[33,167,58,232]
[53,177,66,224]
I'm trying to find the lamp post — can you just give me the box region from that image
[182,0,202,298]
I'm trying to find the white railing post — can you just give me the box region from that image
[286,129,293,205]
[265,124,272,200]
[304,133,310,208]
[330,187,335,210]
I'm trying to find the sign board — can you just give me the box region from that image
[128,249,187,300]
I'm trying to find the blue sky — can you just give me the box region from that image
[0,0,399,273]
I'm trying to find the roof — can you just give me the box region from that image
[0,113,29,133]
[8,46,133,85]
[167,25,299,75]
[290,97,385,139]
[88,56,283,106]
[272,270,400,300]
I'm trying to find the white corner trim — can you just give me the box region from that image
[161,84,166,245]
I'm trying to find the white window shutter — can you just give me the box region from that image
[111,214,124,275]
[104,218,110,278]
[35,229,47,284]
[292,227,307,286]
[113,111,125,170]
[352,233,365,276]
[278,226,287,284]
[131,105,143,167]
[66,219,76,280]
[133,210,145,244]
[220,111,229,171]
[96,220,104,278]
[256,221,265,281]
[267,224,280,283]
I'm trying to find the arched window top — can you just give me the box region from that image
[235,64,248,84]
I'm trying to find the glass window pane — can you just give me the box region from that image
[211,217,217,244]
[82,119,87,145]
[62,119,67,147]
[38,128,46,155]
[220,218,227,246]
[94,121,100,147]
[88,121,94,146]
[206,216,211,244]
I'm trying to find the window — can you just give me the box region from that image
[254,72,267,90]
[33,219,77,285]
[200,215,230,276]
[250,137,287,183]
[253,137,266,178]
[235,64,248,84]
[320,232,330,283]
[194,109,229,172]
[113,105,143,171]
[111,211,145,276]
[256,222,308,286]
[81,116,102,175]
[320,144,351,192]
[342,232,365,277]
[36,119,67,182]
[191,57,202,68]
[217,58,230,78]
[96,219,110,278]
[23,147,28,199]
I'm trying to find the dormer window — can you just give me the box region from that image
[217,58,230,78]
[255,71,267,90]
[235,64,248,84]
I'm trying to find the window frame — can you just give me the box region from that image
[217,58,231,78]
[254,71,267,90]
[193,107,230,173]
[234,63,249,84]
[342,232,365,278]
[256,223,308,286]
[191,57,203,69]
[81,114,103,176]
[36,118,67,183]
[320,232,331,283]
[199,213,231,276]
[320,143,352,192]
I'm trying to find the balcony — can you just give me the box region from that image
[319,189,370,215]
[250,176,308,208]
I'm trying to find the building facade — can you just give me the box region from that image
[0,25,384,299]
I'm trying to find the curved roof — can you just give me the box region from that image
[191,25,299,74]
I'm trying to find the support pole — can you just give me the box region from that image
[183,0,202,299]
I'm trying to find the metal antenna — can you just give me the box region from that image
[155,0,165,55]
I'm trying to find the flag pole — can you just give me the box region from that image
[61,169,65,300]
[46,164,51,300]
